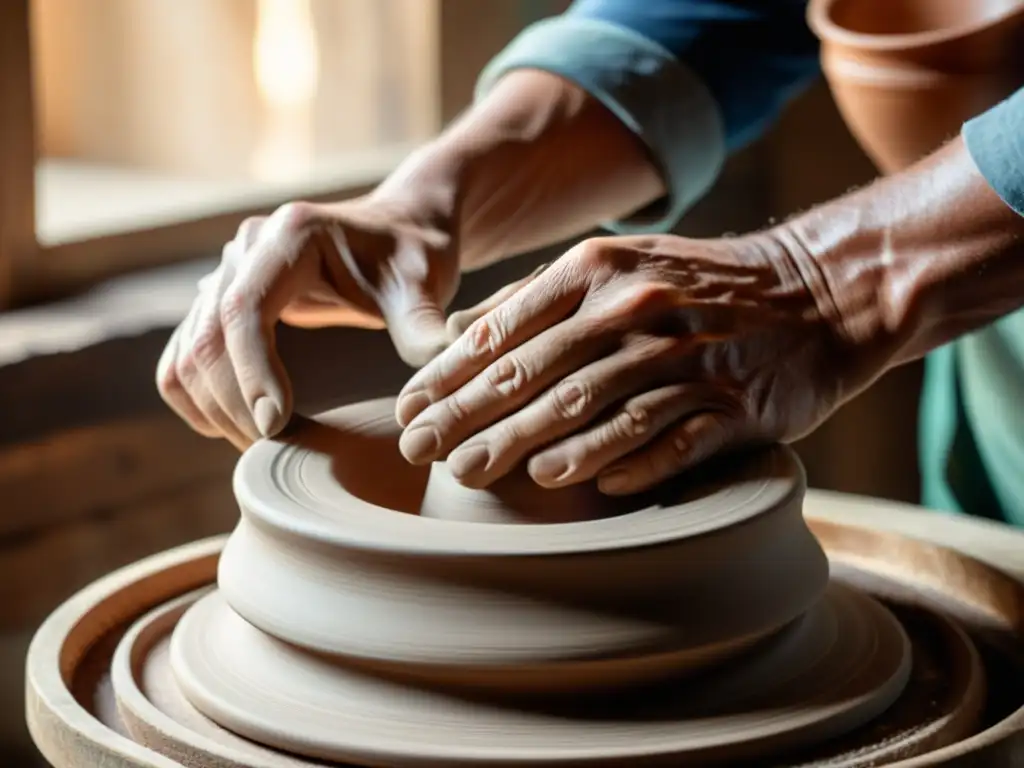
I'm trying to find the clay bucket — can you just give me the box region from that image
[808,0,1024,173]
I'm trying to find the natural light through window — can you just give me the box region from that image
[252,0,320,181]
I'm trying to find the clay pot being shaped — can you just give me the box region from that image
[216,399,830,695]
[808,0,1024,173]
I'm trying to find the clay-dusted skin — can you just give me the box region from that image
[808,0,1024,173]
[219,397,829,693]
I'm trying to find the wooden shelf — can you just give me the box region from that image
[35,144,415,246]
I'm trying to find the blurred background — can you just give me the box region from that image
[0,1,920,762]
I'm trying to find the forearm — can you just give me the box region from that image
[371,5,755,272]
[374,70,665,270]
[777,135,1024,370]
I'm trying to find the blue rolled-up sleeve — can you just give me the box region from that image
[964,87,1024,218]
[475,0,821,234]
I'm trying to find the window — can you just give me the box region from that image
[1,0,568,308]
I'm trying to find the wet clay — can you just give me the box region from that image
[29,494,1021,768]
[130,398,935,764]
[808,0,1024,173]
[26,398,1024,766]
[167,582,912,766]
[218,398,828,694]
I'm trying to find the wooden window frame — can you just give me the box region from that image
[0,0,540,309]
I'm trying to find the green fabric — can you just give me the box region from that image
[918,342,1009,522]
[919,88,1024,526]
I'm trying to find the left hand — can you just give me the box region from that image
[156,195,461,451]
[393,233,874,495]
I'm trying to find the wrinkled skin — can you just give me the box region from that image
[156,197,459,450]
[155,130,1024,499]
[395,233,863,495]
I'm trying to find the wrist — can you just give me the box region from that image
[768,196,899,367]
[366,140,467,242]
[772,136,1024,372]
[374,69,665,271]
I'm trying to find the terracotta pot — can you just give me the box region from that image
[808,0,1024,173]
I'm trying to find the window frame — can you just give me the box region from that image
[1,0,543,309]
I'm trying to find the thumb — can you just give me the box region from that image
[378,281,451,368]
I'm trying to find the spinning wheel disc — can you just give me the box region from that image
[168,583,911,766]
[31,503,1017,768]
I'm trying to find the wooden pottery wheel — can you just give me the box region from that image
[26,397,1024,767]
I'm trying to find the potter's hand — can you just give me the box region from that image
[157,198,459,449]
[155,68,673,450]
[394,233,860,494]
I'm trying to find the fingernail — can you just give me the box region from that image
[253,397,283,437]
[528,455,569,486]
[598,468,630,494]
[400,424,441,463]
[448,444,490,481]
[396,391,431,426]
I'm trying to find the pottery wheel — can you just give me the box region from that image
[112,397,930,765]
[110,581,986,768]
[163,580,908,766]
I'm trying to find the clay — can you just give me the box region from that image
[808,0,1024,173]
[23,398,1024,766]
[111,587,985,768]
[166,582,908,766]
[26,497,1020,768]
[114,589,323,768]
[220,398,828,693]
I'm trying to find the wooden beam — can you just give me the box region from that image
[0,475,238,631]
[23,145,409,305]
[0,414,238,540]
[0,0,39,307]
[435,0,542,125]
[435,1,572,124]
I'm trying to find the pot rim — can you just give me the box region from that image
[807,0,1024,51]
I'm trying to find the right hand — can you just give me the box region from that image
[156,197,460,450]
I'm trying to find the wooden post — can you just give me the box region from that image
[436,0,565,125]
[0,0,38,307]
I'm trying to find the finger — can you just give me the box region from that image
[335,224,452,369]
[237,215,266,250]
[156,321,219,437]
[398,313,614,466]
[597,411,741,495]
[378,279,451,369]
[176,217,266,444]
[527,382,723,489]
[395,258,587,427]
[446,263,548,340]
[220,217,299,438]
[175,300,251,451]
[445,336,683,488]
[190,247,261,441]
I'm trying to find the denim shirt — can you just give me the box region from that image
[476,0,1024,523]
